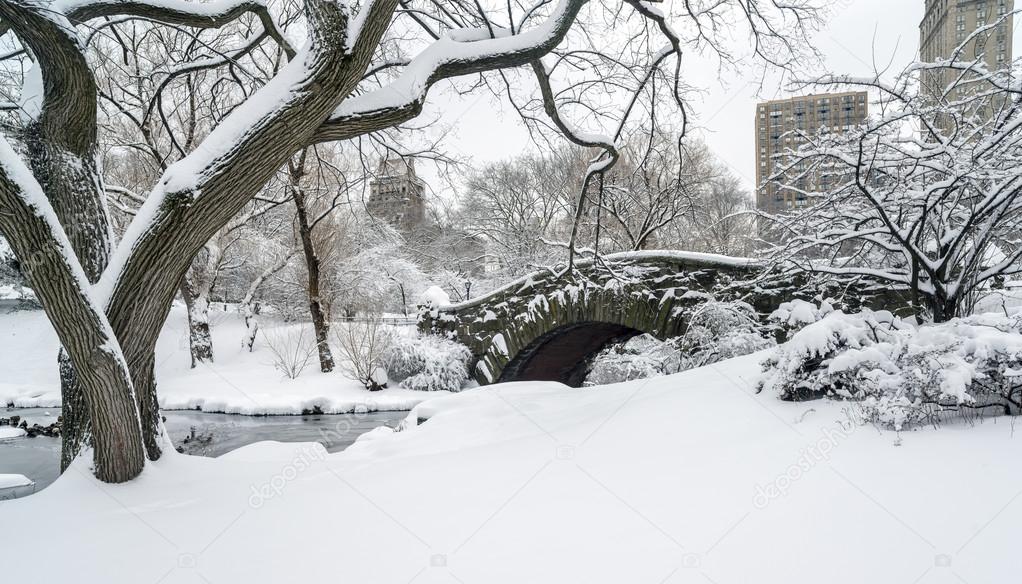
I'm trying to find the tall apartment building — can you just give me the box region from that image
[754,91,869,213]
[367,158,426,232]
[919,0,1013,109]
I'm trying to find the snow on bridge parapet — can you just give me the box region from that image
[600,249,760,268]
[434,251,762,313]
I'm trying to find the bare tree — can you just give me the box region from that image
[334,318,393,390]
[682,164,755,256]
[461,151,573,273]
[459,134,751,259]
[286,148,340,372]
[596,133,705,252]
[180,235,233,367]
[763,31,1022,321]
[263,324,318,379]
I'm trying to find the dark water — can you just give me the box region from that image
[0,407,407,495]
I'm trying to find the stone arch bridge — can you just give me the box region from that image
[416,252,768,386]
[419,251,899,387]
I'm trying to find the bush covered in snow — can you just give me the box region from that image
[675,301,775,368]
[758,304,1022,429]
[419,286,451,308]
[768,299,835,335]
[584,334,683,386]
[335,319,395,391]
[262,325,318,380]
[382,334,472,392]
[585,301,775,386]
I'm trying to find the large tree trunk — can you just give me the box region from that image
[0,139,145,483]
[292,178,335,373]
[19,42,115,473]
[12,97,135,479]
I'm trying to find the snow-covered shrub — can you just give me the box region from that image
[584,301,774,386]
[758,308,908,401]
[758,309,1022,429]
[419,286,450,308]
[382,334,472,392]
[585,334,683,386]
[768,299,836,339]
[262,325,317,379]
[334,319,395,391]
[676,300,775,369]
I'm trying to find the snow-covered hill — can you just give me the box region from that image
[3,353,1020,583]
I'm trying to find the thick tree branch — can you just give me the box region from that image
[64,0,297,58]
[310,0,589,143]
[0,135,145,482]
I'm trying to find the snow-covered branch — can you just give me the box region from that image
[311,0,587,143]
[62,0,297,58]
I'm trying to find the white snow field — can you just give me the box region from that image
[0,307,448,413]
[0,426,25,439]
[3,352,1021,583]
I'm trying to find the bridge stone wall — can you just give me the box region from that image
[419,251,902,386]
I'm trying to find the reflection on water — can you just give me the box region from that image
[0,407,407,494]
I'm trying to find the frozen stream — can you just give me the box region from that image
[0,407,407,495]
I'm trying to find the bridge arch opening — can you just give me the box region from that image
[496,321,645,387]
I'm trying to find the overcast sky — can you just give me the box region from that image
[416,1,1017,198]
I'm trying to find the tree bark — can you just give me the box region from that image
[57,352,89,472]
[0,0,123,472]
[242,301,262,352]
[0,141,144,483]
[180,280,214,368]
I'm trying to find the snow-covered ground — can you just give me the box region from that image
[3,352,1021,583]
[0,283,32,300]
[0,307,448,414]
[974,284,1022,315]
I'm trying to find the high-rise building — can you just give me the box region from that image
[367,158,426,232]
[754,91,869,214]
[919,0,1013,113]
